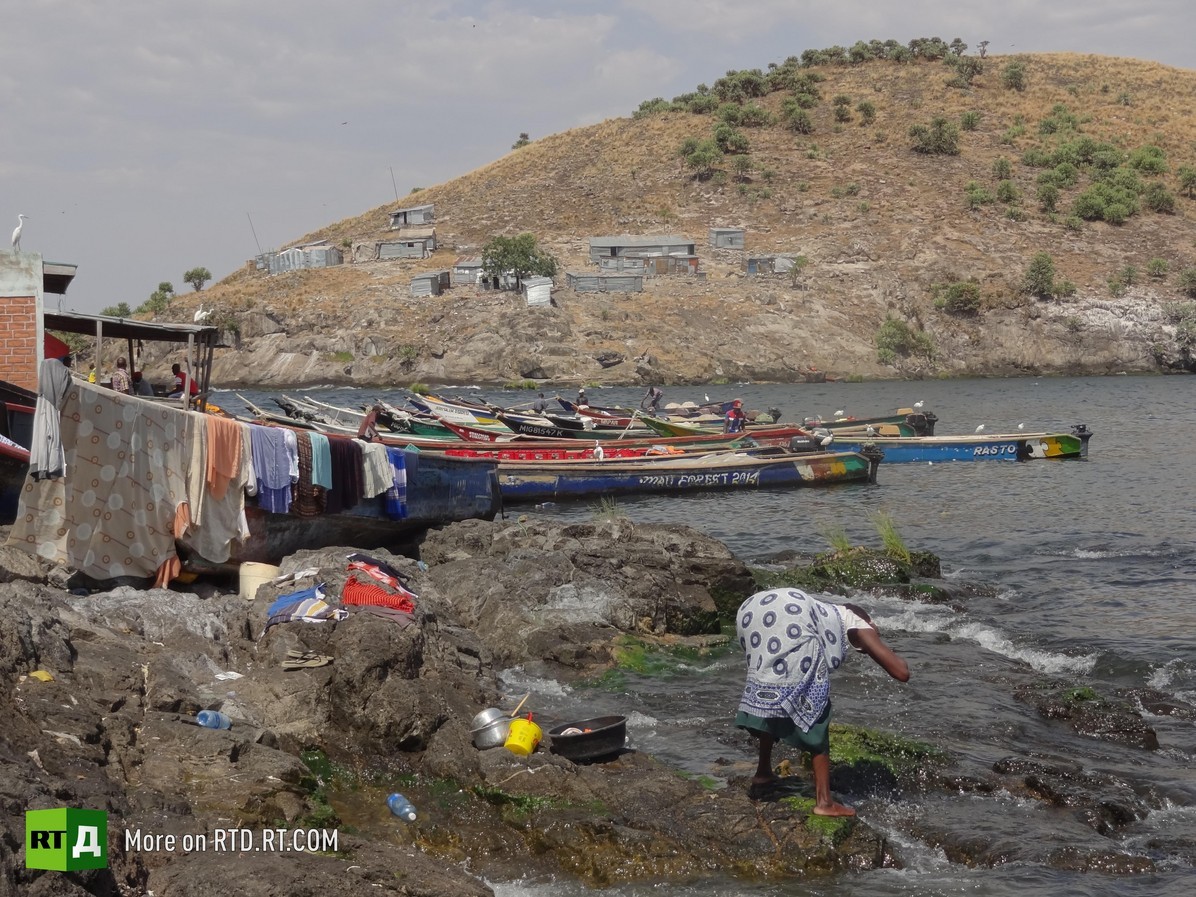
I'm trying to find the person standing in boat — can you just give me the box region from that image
[577,387,588,407]
[533,392,549,414]
[724,399,746,434]
[109,357,132,394]
[735,589,910,815]
[641,385,664,416]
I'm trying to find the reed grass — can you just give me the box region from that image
[869,509,910,563]
[820,523,853,554]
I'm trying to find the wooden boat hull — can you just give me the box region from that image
[409,395,504,427]
[496,449,878,502]
[825,432,1086,462]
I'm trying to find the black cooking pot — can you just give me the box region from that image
[547,715,627,763]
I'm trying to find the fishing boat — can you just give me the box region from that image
[407,393,505,427]
[803,408,938,436]
[495,447,883,503]
[822,427,1092,462]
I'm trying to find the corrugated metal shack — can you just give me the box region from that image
[588,235,695,263]
[745,255,799,276]
[389,203,435,228]
[709,227,745,249]
[522,276,553,307]
[263,242,344,275]
[410,270,451,298]
[452,256,484,286]
[643,255,702,277]
[380,226,437,259]
[566,272,644,293]
[597,257,648,274]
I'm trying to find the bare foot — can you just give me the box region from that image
[812,801,856,817]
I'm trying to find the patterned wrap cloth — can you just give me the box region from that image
[736,588,849,732]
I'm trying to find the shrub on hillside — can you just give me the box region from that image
[1023,252,1057,299]
[781,100,815,134]
[960,110,981,131]
[909,117,960,155]
[934,280,982,315]
[1001,60,1028,91]
[1148,258,1169,278]
[992,157,1012,180]
[876,316,934,364]
[1179,166,1196,198]
[1128,145,1168,174]
[996,180,1019,203]
[1144,182,1177,213]
[857,100,876,124]
[1179,269,1196,299]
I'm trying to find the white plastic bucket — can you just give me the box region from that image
[239,562,280,600]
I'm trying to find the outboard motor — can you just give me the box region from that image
[788,435,822,454]
[1070,423,1093,459]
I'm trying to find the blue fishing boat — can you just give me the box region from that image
[823,427,1091,462]
[496,448,881,502]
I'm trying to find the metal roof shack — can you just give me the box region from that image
[745,254,800,276]
[452,256,483,286]
[410,270,450,298]
[566,272,644,293]
[389,203,435,228]
[588,235,695,262]
[380,226,437,260]
[709,227,745,249]
[264,242,343,275]
[522,276,553,307]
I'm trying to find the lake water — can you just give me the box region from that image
[219,376,1196,897]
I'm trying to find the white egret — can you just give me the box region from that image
[834,409,845,418]
[866,425,877,436]
[194,305,212,322]
[913,400,924,409]
[593,440,604,461]
[11,214,28,251]
[704,393,710,402]
[1017,422,1025,431]
[819,433,834,447]
[975,424,986,433]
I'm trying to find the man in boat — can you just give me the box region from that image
[735,589,910,815]
[533,392,549,414]
[110,357,132,395]
[724,399,746,434]
[131,371,155,397]
[577,387,588,407]
[641,385,664,416]
[168,363,199,399]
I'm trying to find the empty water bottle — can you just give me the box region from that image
[195,710,232,730]
[387,792,417,822]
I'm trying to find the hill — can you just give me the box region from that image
[176,51,1196,388]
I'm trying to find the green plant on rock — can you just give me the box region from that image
[934,280,982,315]
[820,524,853,554]
[992,156,1012,180]
[1001,60,1028,91]
[1147,258,1169,278]
[869,509,910,563]
[875,316,933,364]
[1023,252,1057,299]
[960,110,980,131]
[856,100,876,125]
[1179,166,1196,198]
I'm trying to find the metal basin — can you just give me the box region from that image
[471,707,507,730]
[471,716,512,750]
[547,715,627,763]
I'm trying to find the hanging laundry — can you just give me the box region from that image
[249,424,296,513]
[324,437,363,514]
[385,448,408,520]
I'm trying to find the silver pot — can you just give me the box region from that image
[471,707,507,730]
[471,716,511,750]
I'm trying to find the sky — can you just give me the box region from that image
[2,1,1192,314]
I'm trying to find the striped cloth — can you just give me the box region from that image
[341,574,415,614]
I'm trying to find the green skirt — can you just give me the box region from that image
[735,702,831,754]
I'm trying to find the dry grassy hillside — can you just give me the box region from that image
[193,52,1196,387]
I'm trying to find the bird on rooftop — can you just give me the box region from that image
[194,305,212,322]
[11,214,28,251]
[975,424,986,433]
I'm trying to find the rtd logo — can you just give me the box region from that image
[25,808,108,871]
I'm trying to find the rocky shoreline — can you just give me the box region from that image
[1,517,1183,895]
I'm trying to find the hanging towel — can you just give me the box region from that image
[29,357,73,481]
[308,431,333,490]
[384,448,408,520]
[354,438,394,498]
[206,415,244,501]
[291,430,325,518]
[324,437,363,514]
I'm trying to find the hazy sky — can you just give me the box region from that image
[2,1,1191,313]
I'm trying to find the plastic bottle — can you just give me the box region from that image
[195,710,232,730]
[387,793,417,822]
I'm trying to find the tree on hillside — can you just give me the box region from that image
[101,302,133,318]
[136,282,174,316]
[481,234,558,289]
[184,267,212,291]
[512,133,530,149]
[1023,252,1057,299]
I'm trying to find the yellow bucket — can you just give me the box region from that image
[504,717,542,756]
